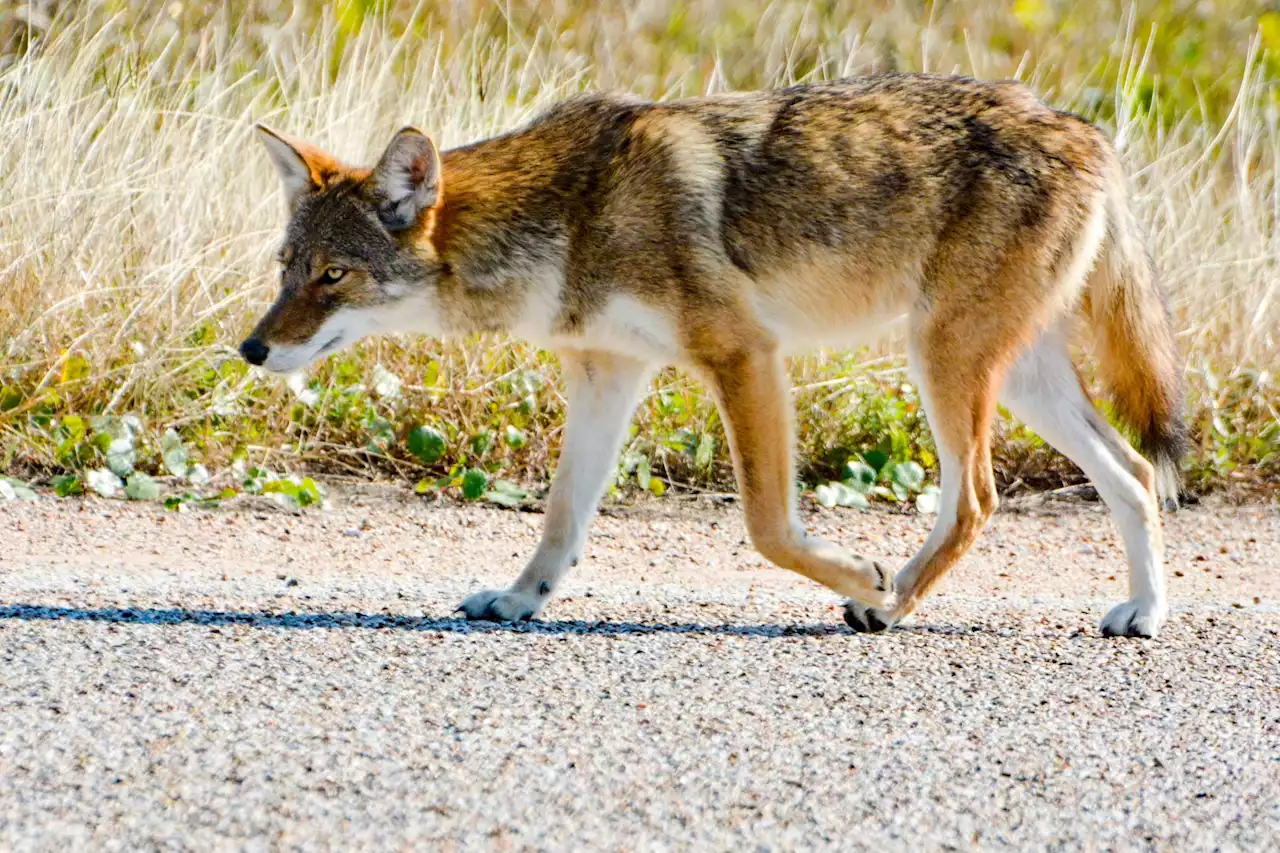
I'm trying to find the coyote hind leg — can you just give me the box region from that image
[1002,328,1167,638]
[703,345,896,609]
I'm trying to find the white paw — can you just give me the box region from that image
[457,588,545,622]
[843,602,898,634]
[1100,598,1167,638]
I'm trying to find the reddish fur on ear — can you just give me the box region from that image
[255,124,353,202]
[282,131,347,185]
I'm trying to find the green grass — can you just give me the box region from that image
[0,0,1277,508]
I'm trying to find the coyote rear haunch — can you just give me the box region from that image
[242,74,1186,638]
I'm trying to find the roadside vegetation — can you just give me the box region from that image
[1,0,1277,509]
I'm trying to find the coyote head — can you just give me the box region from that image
[240,126,444,373]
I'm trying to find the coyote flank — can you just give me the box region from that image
[242,74,1186,638]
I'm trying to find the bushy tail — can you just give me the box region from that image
[1083,164,1188,504]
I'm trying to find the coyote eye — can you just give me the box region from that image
[320,266,347,284]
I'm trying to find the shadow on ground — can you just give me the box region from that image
[0,603,1000,638]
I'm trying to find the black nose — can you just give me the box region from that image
[239,338,269,366]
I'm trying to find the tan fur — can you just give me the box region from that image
[1082,160,1187,501]
[244,74,1186,635]
[702,342,893,604]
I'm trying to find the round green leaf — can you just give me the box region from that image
[695,434,716,470]
[105,438,136,477]
[262,479,299,498]
[635,456,652,491]
[61,415,87,442]
[916,485,941,515]
[86,469,122,498]
[461,469,489,500]
[296,477,322,507]
[843,460,877,493]
[503,425,527,449]
[162,428,189,476]
[893,461,926,492]
[0,386,22,411]
[862,449,889,473]
[484,479,528,508]
[470,431,493,457]
[0,479,35,501]
[124,472,160,501]
[407,426,446,465]
[835,483,870,509]
[53,475,84,497]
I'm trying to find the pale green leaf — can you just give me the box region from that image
[844,460,877,493]
[162,428,189,476]
[86,468,122,498]
[124,473,161,501]
[504,425,527,449]
[893,461,926,492]
[635,456,652,490]
[105,437,136,477]
[916,486,941,515]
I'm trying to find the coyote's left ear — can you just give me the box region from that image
[371,127,442,231]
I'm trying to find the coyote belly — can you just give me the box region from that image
[241,73,1185,638]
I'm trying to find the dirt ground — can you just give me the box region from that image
[2,488,1278,850]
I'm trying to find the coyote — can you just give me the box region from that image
[242,74,1185,638]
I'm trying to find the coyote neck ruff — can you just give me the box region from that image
[242,73,1186,638]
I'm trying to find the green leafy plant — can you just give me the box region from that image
[816,453,935,511]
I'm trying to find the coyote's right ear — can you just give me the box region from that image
[254,125,344,209]
[371,128,442,231]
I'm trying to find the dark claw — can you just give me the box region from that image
[458,595,536,623]
[874,562,889,592]
[844,605,890,633]
[1102,613,1152,639]
[482,602,534,623]
[1095,614,1126,635]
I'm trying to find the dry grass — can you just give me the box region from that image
[0,0,1277,499]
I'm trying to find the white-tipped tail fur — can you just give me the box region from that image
[1082,162,1188,505]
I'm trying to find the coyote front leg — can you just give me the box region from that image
[702,345,896,609]
[457,351,652,621]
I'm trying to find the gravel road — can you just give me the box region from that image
[2,488,1278,851]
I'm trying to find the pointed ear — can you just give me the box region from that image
[255,124,344,209]
[371,127,442,231]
